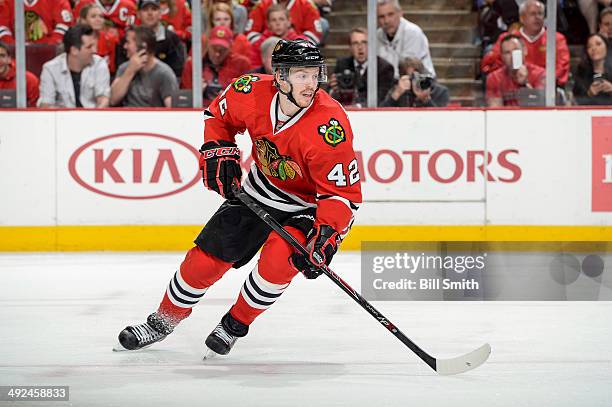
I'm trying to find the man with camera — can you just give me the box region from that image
[376,0,436,79]
[329,27,394,107]
[380,57,449,107]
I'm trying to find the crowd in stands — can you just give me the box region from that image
[0,0,611,108]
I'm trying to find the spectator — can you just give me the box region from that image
[73,0,136,38]
[138,0,186,80]
[250,5,304,68]
[207,2,252,61]
[486,34,545,106]
[481,0,570,86]
[161,0,192,42]
[600,7,612,39]
[329,27,395,107]
[599,7,612,66]
[376,0,436,78]
[478,0,523,51]
[250,35,281,74]
[381,57,449,107]
[246,0,322,46]
[0,0,73,44]
[78,3,120,74]
[111,26,178,107]
[0,41,40,107]
[38,24,109,108]
[573,33,612,105]
[578,0,612,34]
[311,0,332,45]
[204,0,249,35]
[478,0,571,48]
[181,25,251,106]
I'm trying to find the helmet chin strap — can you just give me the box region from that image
[277,81,301,109]
[276,80,320,110]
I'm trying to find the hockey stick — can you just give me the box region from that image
[232,184,491,375]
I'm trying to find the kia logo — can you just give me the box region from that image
[68,132,200,199]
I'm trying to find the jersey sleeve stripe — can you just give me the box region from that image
[303,31,320,45]
[317,194,360,212]
[54,24,70,34]
[246,32,261,43]
[203,109,215,120]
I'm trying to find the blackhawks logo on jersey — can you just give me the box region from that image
[232,75,260,94]
[255,138,302,181]
[25,11,47,41]
[318,118,346,147]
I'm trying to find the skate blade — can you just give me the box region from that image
[112,342,129,352]
[203,348,220,360]
[112,342,154,352]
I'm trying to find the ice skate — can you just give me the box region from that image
[113,312,175,351]
[204,312,248,357]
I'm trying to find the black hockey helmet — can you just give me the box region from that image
[271,39,327,83]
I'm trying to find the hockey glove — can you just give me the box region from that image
[199,140,242,199]
[289,224,340,279]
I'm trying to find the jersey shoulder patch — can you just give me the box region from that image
[317,117,346,147]
[232,74,261,94]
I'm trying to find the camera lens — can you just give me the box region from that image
[419,77,433,90]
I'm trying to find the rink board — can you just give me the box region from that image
[0,109,611,250]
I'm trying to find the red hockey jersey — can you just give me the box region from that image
[204,74,362,237]
[73,0,136,37]
[161,0,191,41]
[0,0,73,44]
[245,0,321,45]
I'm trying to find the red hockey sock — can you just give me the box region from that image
[158,246,232,323]
[229,227,305,326]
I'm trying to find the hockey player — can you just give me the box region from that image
[116,39,362,356]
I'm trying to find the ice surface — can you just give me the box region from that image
[0,253,610,406]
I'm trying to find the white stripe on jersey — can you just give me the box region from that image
[246,32,261,44]
[303,31,320,45]
[242,164,316,212]
[317,194,360,216]
[54,24,69,33]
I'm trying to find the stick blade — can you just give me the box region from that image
[435,343,491,375]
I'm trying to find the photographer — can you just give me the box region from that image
[380,57,449,107]
[329,27,394,107]
[573,33,612,105]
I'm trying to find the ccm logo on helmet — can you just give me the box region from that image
[201,147,241,159]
